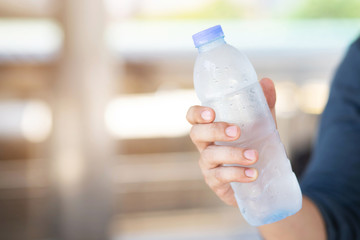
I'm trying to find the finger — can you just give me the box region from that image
[190,122,240,152]
[260,78,276,109]
[186,105,215,125]
[212,184,237,207]
[206,166,258,188]
[260,78,277,126]
[200,145,258,169]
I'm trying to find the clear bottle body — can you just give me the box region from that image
[193,39,302,226]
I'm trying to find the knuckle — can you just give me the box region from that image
[230,147,244,164]
[202,170,212,186]
[204,176,212,187]
[214,168,224,183]
[214,122,227,139]
[227,147,238,161]
[213,122,225,130]
[198,158,207,173]
[216,167,241,183]
[207,123,220,140]
[201,147,212,164]
[214,186,229,198]
[208,122,217,133]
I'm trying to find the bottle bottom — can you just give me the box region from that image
[235,189,302,226]
[249,208,300,227]
[260,209,298,225]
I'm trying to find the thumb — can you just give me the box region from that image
[259,78,277,126]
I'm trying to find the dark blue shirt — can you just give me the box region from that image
[301,37,360,239]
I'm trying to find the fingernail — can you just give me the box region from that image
[244,149,256,161]
[245,168,257,178]
[225,126,238,137]
[201,110,212,121]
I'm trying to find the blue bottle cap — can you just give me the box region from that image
[192,25,224,48]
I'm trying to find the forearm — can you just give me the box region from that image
[258,196,326,240]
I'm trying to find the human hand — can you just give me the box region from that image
[186,78,277,206]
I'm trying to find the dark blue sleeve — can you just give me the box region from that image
[300,37,360,240]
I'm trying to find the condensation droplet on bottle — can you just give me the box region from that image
[241,208,246,215]
[212,76,218,84]
[273,166,280,176]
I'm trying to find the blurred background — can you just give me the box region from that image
[0,0,359,239]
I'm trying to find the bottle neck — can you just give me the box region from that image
[197,38,226,53]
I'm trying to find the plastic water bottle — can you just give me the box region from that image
[192,25,302,226]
